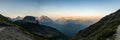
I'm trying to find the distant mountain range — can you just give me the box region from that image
[38,15,96,37]
[11,15,96,38]
[14,16,67,40]
[0,14,68,40]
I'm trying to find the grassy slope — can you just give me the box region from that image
[73,9,120,40]
[0,14,12,23]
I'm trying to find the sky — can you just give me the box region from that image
[0,0,120,19]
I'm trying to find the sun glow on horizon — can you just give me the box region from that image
[0,0,120,20]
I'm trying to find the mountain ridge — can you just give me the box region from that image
[73,9,120,40]
[15,16,67,40]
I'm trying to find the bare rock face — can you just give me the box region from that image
[0,26,34,40]
[23,16,38,23]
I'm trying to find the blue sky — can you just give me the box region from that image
[1,0,120,18]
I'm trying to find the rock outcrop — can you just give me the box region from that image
[23,16,38,23]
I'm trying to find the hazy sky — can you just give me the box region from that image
[0,0,120,18]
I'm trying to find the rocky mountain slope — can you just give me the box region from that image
[0,14,35,40]
[0,26,35,40]
[0,14,67,40]
[73,9,120,40]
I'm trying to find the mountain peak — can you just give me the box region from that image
[40,15,50,20]
[15,16,22,20]
[23,16,38,23]
[39,15,53,22]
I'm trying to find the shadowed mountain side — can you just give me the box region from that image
[14,16,68,40]
[38,15,95,38]
[73,9,120,40]
[0,14,35,40]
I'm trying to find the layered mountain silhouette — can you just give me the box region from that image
[38,15,61,30]
[11,16,22,21]
[15,16,67,40]
[10,15,94,38]
[73,9,120,40]
[58,19,85,37]
[0,14,68,40]
[38,16,91,37]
